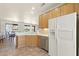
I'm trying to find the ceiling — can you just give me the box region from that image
[0,3,61,24]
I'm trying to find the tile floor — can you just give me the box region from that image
[0,39,48,56]
[0,47,48,56]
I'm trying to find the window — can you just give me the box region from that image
[24,25,30,32]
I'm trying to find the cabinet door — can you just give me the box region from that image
[39,14,48,28]
[75,3,79,13]
[51,7,60,18]
[47,10,53,19]
[39,15,43,28]
[43,14,48,28]
[25,35,30,47]
[27,35,33,47]
[31,35,39,47]
[60,4,74,16]
[17,35,26,48]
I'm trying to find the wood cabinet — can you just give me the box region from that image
[60,3,75,16]
[39,8,60,28]
[16,35,39,48]
[39,3,79,28]
[39,13,48,28]
[30,35,39,47]
[51,7,61,18]
[16,35,26,48]
[47,10,52,19]
[75,3,79,13]
[25,35,31,47]
[39,15,43,28]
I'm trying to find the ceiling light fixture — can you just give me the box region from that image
[32,7,35,10]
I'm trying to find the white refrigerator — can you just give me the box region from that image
[48,12,78,56]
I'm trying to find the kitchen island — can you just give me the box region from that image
[15,32,48,49]
[15,32,40,48]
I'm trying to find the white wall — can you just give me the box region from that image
[23,16,39,25]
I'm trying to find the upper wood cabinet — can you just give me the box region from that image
[46,7,60,19]
[39,8,60,28]
[47,10,52,19]
[51,7,61,18]
[39,3,79,28]
[39,15,42,28]
[60,3,75,16]
[39,13,48,28]
[75,3,79,13]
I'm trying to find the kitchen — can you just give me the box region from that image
[0,3,79,56]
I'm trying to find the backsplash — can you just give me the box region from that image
[38,28,48,35]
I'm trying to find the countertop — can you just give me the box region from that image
[38,34,48,37]
[15,32,48,37]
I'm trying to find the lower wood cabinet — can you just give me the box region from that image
[16,35,39,48]
[39,36,48,51]
[16,35,48,51]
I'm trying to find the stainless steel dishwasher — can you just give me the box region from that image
[39,36,48,51]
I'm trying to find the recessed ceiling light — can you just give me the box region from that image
[32,7,35,10]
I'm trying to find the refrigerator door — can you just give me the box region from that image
[48,18,57,56]
[57,13,77,56]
